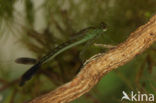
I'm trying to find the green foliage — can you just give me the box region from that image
[0,0,16,37]
[25,0,34,25]
[0,0,15,20]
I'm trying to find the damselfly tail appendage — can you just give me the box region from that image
[19,63,41,86]
[15,57,37,65]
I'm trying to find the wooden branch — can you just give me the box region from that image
[28,14,156,103]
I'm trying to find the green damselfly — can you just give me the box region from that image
[19,23,107,86]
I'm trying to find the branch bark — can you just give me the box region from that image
[28,14,156,103]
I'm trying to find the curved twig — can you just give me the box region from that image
[28,14,156,103]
